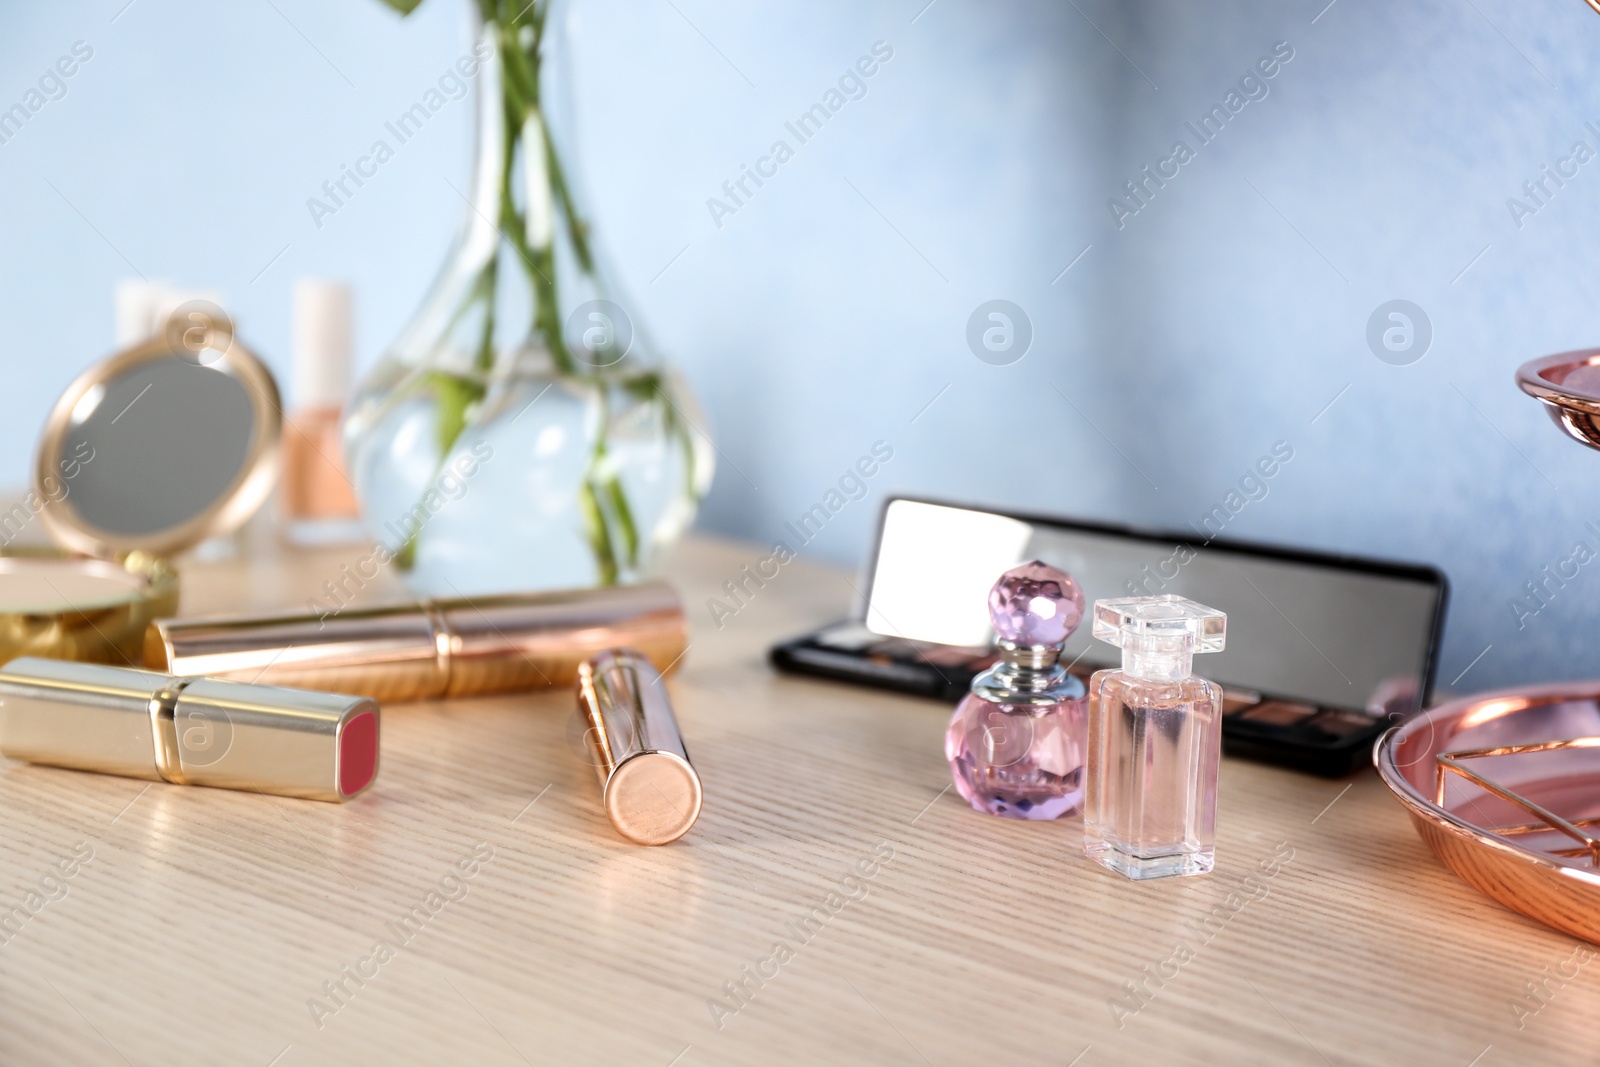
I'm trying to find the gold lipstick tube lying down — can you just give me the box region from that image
[577,649,701,845]
[0,657,378,802]
[144,582,687,703]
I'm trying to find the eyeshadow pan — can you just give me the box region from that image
[812,624,882,651]
[917,646,995,668]
[1307,709,1378,738]
[1240,700,1318,726]
[1223,688,1263,714]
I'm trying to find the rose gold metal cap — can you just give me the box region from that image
[576,649,701,845]
[143,582,687,704]
[0,657,378,803]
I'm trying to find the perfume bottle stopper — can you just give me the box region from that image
[1092,595,1225,678]
[990,560,1084,647]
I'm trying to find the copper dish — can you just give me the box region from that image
[1376,686,1600,943]
[1516,348,1600,451]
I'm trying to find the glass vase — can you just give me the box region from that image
[343,0,713,596]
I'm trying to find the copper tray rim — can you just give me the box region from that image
[1516,348,1600,416]
[1375,681,1600,890]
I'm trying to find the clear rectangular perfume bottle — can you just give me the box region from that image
[1083,596,1226,881]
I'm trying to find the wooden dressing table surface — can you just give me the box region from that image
[0,535,1591,1066]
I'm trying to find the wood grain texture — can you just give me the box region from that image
[0,533,1595,1066]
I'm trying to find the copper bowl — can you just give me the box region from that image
[1517,348,1600,453]
[1376,685,1600,943]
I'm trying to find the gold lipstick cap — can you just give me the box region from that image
[144,581,687,704]
[576,649,701,845]
[0,657,378,803]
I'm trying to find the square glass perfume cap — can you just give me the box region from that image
[1092,595,1226,657]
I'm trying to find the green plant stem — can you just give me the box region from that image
[401,0,663,586]
[579,437,620,587]
[604,474,639,569]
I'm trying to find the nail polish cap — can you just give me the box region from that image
[292,279,352,410]
[1092,595,1225,681]
[113,280,229,347]
[114,279,162,347]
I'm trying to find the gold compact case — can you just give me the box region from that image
[0,657,378,802]
[4,323,281,666]
[0,549,175,665]
[144,582,688,703]
[576,649,701,845]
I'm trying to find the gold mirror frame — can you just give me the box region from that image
[32,335,283,559]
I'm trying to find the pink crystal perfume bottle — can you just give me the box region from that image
[1084,596,1226,880]
[945,561,1087,820]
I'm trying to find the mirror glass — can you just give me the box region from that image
[866,499,1443,710]
[56,356,256,538]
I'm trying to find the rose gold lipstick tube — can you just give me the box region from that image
[144,582,686,704]
[0,657,378,802]
[577,649,701,845]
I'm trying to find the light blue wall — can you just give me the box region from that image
[1096,0,1600,693]
[2,0,1598,690]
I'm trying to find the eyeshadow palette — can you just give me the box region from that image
[770,497,1449,777]
[772,621,993,702]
